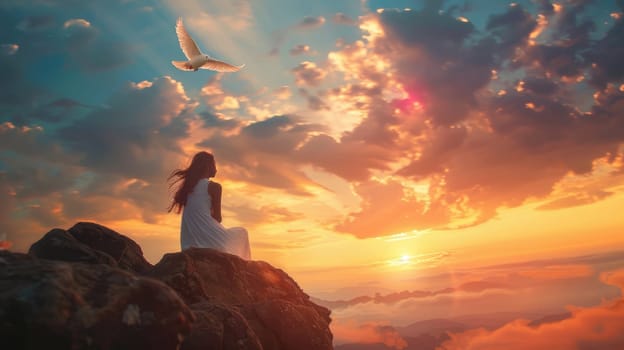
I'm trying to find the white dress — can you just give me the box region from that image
[180,178,251,259]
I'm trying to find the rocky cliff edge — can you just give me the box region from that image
[0,222,333,350]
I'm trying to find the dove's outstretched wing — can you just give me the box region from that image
[176,17,201,60]
[171,60,193,71]
[200,60,245,72]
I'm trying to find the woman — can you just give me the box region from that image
[168,151,251,259]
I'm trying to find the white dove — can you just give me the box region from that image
[171,17,245,72]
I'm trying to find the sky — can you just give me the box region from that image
[1,0,624,348]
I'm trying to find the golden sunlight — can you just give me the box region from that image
[387,254,414,267]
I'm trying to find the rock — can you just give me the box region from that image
[181,302,263,350]
[5,223,334,350]
[150,248,333,350]
[67,222,153,274]
[0,251,193,350]
[29,222,152,275]
[28,228,118,267]
[240,299,334,350]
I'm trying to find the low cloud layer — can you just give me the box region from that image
[328,252,624,348]
[438,268,624,350]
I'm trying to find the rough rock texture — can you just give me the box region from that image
[1,223,334,350]
[28,228,118,267]
[181,302,263,350]
[0,251,193,350]
[149,248,333,350]
[29,222,152,275]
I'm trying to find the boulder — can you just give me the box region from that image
[29,222,152,275]
[150,248,333,350]
[68,222,153,274]
[181,302,263,350]
[0,251,193,350]
[28,228,118,267]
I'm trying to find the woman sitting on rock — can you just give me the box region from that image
[168,151,251,260]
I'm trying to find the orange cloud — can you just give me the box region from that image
[516,264,594,280]
[438,269,624,350]
[332,320,408,350]
[292,61,327,86]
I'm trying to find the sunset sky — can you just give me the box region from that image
[2,0,624,348]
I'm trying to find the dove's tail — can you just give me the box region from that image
[171,60,193,71]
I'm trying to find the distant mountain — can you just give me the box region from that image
[528,312,572,327]
[397,318,467,337]
[335,343,390,350]
[335,334,450,350]
[311,289,432,309]
[453,311,544,329]
[335,312,562,350]
[312,281,508,310]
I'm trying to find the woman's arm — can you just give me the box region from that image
[207,181,222,223]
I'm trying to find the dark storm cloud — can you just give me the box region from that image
[589,84,624,143]
[47,98,83,109]
[0,54,45,107]
[298,134,395,181]
[398,126,468,179]
[63,19,97,48]
[485,4,536,57]
[379,7,475,57]
[0,3,137,127]
[199,115,326,194]
[0,52,93,124]
[377,7,495,126]
[296,15,326,29]
[535,0,556,15]
[60,77,190,182]
[340,94,399,148]
[446,1,473,15]
[513,0,598,81]
[393,79,623,227]
[16,15,55,31]
[0,123,80,198]
[1,1,136,71]
[1,74,199,249]
[197,108,399,191]
[332,12,357,26]
[63,19,134,71]
[588,12,624,87]
[323,2,624,237]
[0,122,85,248]
[200,111,241,130]
[520,77,559,96]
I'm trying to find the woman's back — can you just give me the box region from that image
[181,178,228,251]
[180,178,250,259]
[184,178,212,217]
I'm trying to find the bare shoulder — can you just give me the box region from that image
[207,181,222,192]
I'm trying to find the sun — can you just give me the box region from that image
[388,254,413,267]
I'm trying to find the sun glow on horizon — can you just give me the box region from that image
[387,254,413,267]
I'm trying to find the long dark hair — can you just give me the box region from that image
[167,151,216,213]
